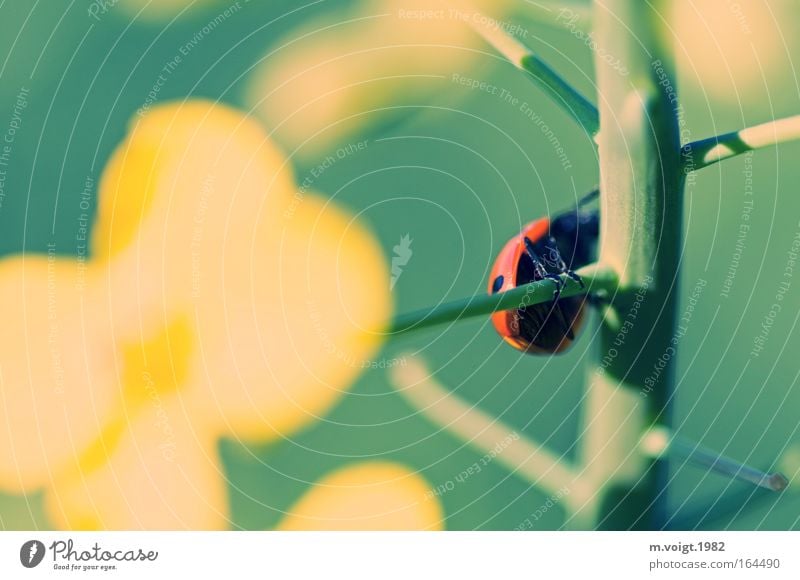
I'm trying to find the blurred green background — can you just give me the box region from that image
[0,0,799,530]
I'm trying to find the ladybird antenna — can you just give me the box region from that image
[577,187,600,207]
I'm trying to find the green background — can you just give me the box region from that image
[0,0,799,530]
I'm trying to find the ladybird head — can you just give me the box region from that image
[487,218,550,351]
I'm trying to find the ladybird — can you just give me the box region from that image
[488,190,599,354]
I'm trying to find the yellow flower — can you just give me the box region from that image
[279,462,444,530]
[0,100,394,529]
[670,0,798,104]
[245,0,513,159]
[0,258,116,492]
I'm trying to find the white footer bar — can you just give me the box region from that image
[1,531,796,579]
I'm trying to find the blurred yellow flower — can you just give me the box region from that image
[670,0,798,104]
[0,100,395,529]
[245,0,513,159]
[279,462,444,530]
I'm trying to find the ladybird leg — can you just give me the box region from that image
[540,237,571,273]
[544,273,566,304]
[523,238,562,302]
[524,239,578,344]
[564,269,585,289]
[541,241,580,299]
[542,274,577,342]
[542,238,586,290]
[523,237,550,279]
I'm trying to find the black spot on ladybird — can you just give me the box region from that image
[491,275,504,294]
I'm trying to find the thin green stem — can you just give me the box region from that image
[685,114,800,171]
[389,264,617,335]
[389,357,577,499]
[669,436,788,492]
[640,428,788,492]
[466,6,600,136]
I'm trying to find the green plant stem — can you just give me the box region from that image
[685,114,800,171]
[669,436,788,492]
[389,357,577,499]
[467,7,599,135]
[386,369,787,530]
[640,428,788,492]
[582,0,684,530]
[389,264,617,335]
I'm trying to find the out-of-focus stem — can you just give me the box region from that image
[465,5,599,136]
[669,436,788,492]
[389,358,577,500]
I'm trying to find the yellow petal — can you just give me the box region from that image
[0,257,119,492]
[246,0,511,157]
[45,394,227,530]
[278,462,444,530]
[191,190,391,440]
[93,100,294,262]
[671,0,798,103]
[36,100,392,529]
[99,101,391,442]
[4,99,392,529]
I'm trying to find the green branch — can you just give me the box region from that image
[389,357,577,500]
[670,436,788,492]
[387,0,793,533]
[467,7,600,136]
[389,264,617,335]
[641,428,788,492]
[584,0,685,530]
[387,368,787,531]
[685,114,800,171]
